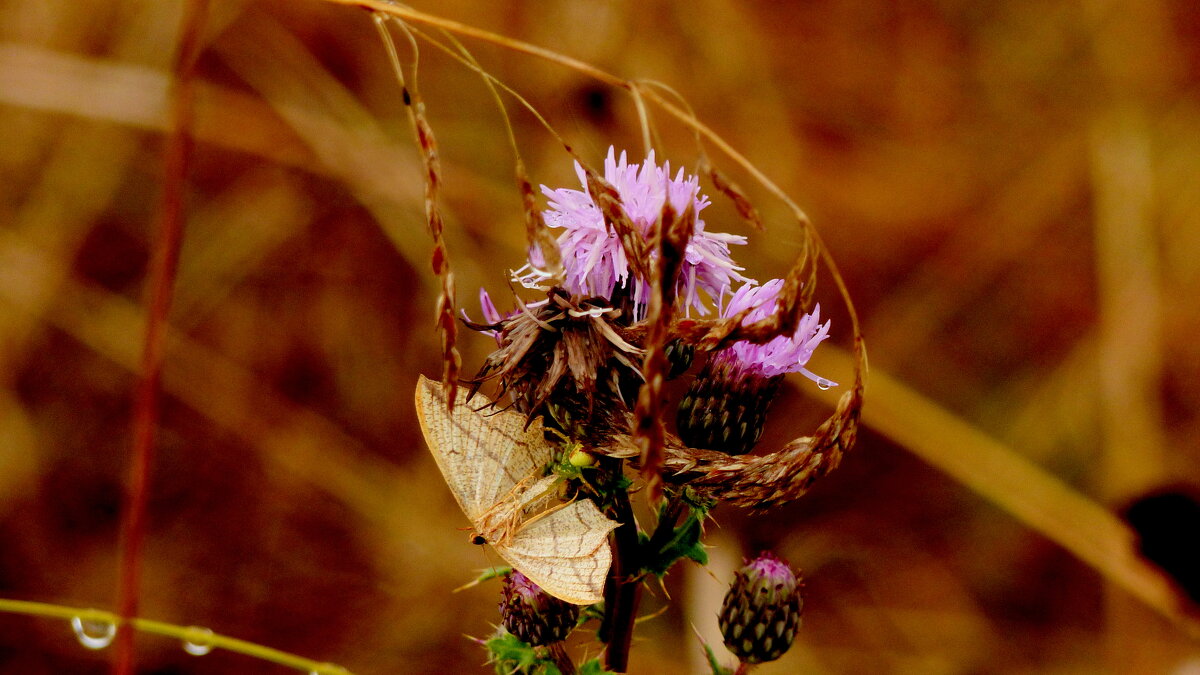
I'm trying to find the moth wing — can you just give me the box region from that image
[414,375,551,519]
[494,500,619,605]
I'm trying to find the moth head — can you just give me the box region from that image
[470,533,487,546]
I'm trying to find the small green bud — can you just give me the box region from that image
[568,448,595,468]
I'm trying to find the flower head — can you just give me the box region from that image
[499,570,580,646]
[519,147,747,316]
[718,551,804,664]
[676,280,834,454]
[719,279,834,386]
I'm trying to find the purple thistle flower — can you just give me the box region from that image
[461,288,523,342]
[677,280,833,453]
[518,147,747,316]
[719,279,835,387]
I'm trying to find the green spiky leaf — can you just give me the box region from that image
[701,641,735,675]
[578,658,618,675]
[640,505,708,577]
[484,632,562,675]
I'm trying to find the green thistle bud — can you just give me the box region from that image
[499,571,579,646]
[718,552,803,664]
[676,358,781,455]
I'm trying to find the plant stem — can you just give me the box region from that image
[545,642,576,675]
[112,1,206,673]
[598,459,640,672]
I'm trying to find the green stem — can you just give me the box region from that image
[0,598,348,673]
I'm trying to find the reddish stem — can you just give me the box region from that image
[600,473,641,672]
[111,1,207,672]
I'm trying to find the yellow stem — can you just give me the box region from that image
[0,598,351,674]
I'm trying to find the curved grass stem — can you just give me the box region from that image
[0,598,349,673]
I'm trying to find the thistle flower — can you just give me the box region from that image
[500,570,580,647]
[517,147,747,316]
[718,552,803,664]
[720,279,833,384]
[470,288,643,442]
[677,279,833,454]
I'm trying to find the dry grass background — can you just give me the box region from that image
[1,0,1199,673]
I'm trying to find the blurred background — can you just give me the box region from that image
[1,0,1199,672]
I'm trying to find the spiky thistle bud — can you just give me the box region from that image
[499,571,580,647]
[676,358,781,455]
[718,552,803,664]
[678,279,834,455]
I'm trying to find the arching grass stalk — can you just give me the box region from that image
[0,598,351,673]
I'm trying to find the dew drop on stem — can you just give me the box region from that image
[181,625,214,656]
[71,615,116,650]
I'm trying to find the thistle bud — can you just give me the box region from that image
[664,338,695,379]
[678,279,836,454]
[499,571,579,646]
[676,358,781,455]
[718,552,803,664]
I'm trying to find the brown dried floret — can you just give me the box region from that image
[469,289,645,444]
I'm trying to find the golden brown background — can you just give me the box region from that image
[1,0,1199,672]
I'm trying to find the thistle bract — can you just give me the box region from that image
[676,359,782,455]
[718,552,803,664]
[500,570,580,647]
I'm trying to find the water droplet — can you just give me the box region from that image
[71,614,116,650]
[816,378,833,391]
[181,626,214,656]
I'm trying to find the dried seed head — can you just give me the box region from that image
[469,289,643,443]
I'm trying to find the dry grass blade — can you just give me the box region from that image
[704,160,763,232]
[432,27,564,285]
[810,344,1200,638]
[584,167,651,283]
[113,2,208,670]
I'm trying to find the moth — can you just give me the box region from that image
[414,375,619,605]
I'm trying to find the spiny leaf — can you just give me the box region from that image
[578,658,618,675]
[485,632,562,675]
[640,506,708,576]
